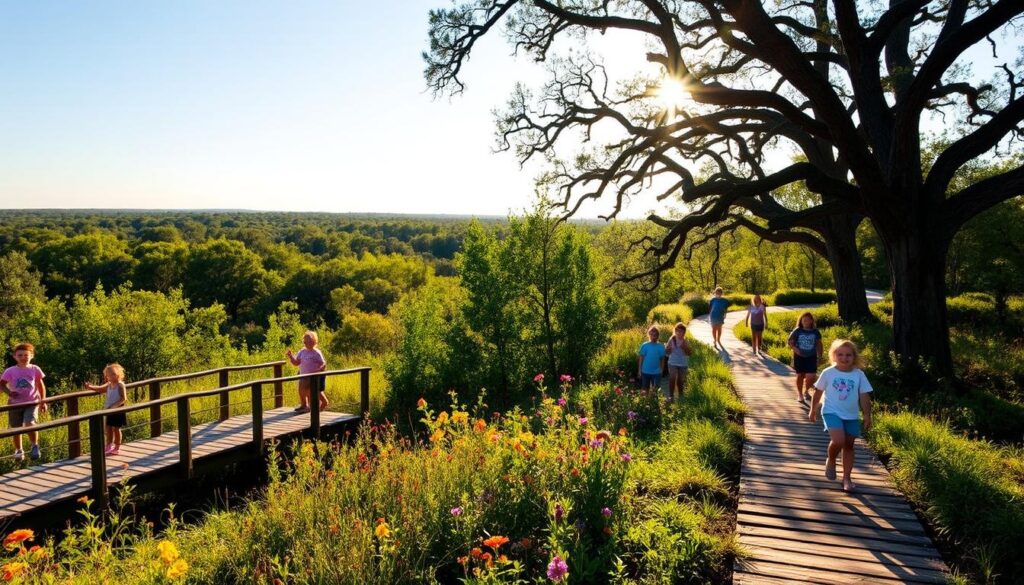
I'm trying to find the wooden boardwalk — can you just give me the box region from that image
[0,407,357,521]
[688,305,949,584]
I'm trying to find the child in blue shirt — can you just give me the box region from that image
[708,287,729,349]
[637,325,666,391]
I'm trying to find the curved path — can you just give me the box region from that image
[688,300,949,584]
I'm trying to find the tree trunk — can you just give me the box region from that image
[820,216,872,322]
[882,227,955,379]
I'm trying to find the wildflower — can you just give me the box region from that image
[546,556,569,581]
[483,535,509,550]
[520,537,532,549]
[1,562,27,581]
[452,411,469,425]
[627,410,638,421]
[450,506,463,517]
[601,507,612,517]
[559,374,572,383]
[621,453,632,462]
[417,397,427,408]
[578,417,588,426]
[77,495,91,505]
[430,429,445,443]
[157,540,179,564]
[556,397,567,407]
[470,547,484,558]
[457,555,469,565]
[595,430,612,442]
[375,522,391,539]
[436,411,449,425]
[618,427,628,436]
[575,519,587,531]
[166,558,189,579]
[553,503,564,523]
[481,551,493,567]
[614,387,623,396]
[26,545,48,562]
[2,530,33,550]
[534,373,545,383]
[473,418,487,432]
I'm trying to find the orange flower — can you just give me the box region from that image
[618,427,628,436]
[473,419,487,432]
[417,398,427,408]
[430,429,445,443]
[457,555,469,565]
[2,530,33,550]
[482,535,510,550]
[436,411,449,425]
[470,547,483,559]
[1,562,27,581]
[520,537,532,548]
[375,522,391,539]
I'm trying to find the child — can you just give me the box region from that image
[664,322,692,401]
[286,330,327,414]
[637,325,666,391]
[708,287,729,349]
[0,343,48,461]
[787,312,822,403]
[808,340,873,493]
[745,294,768,356]
[85,363,127,456]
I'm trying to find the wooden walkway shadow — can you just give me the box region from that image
[688,306,949,584]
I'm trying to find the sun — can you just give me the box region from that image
[654,76,690,114]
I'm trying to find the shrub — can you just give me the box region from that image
[647,303,694,327]
[592,329,643,380]
[768,288,837,306]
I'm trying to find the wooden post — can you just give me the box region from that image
[177,397,192,480]
[68,396,81,458]
[149,381,162,438]
[360,368,370,418]
[251,383,264,455]
[88,415,107,509]
[218,370,230,421]
[309,376,321,441]
[273,363,284,409]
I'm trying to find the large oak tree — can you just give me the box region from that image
[426,0,1024,376]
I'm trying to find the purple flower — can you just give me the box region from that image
[556,397,567,407]
[547,556,569,581]
[601,507,612,517]
[621,453,632,463]
[554,503,564,523]
[627,410,637,421]
[589,439,603,449]
[578,417,589,426]
[575,519,587,531]
[450,506,463,517]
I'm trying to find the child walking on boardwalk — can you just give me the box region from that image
[745,294,768,356]
[637,325,666,391]
[0,343,48,461]
[85,363,127,456]
[286,330,327,414]
[787,312,822,403]
[708,287,729,349]
[664,322,692,401]
[808,339,873,493]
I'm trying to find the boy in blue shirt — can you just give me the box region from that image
[638,326,666,390]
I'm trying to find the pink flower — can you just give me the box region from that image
[450,506,463,517]
[547,556,569,581]
[621,453,632,463]
[578,417,588,426]
[534,373,545,383]
[559,374,573,383]
[556,397,567,407]
[601,507,612,517]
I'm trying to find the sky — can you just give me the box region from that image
[0,1,563,217]
[0,2,1018,219]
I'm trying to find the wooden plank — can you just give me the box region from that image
[741,463,895,488]
[738,524,941,558]
[737,512,933,545]
[740,546,946,583]
[740,479,913,511]
[735,558,907,584]
[740,493,919,521]
[741,502,926,533]
[739,471,901,497]
[742,535,945,571]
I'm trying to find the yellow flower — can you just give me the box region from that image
[436,411,449,425]
[430,429,445,443]
[375,522,391,539]
[1,562,27,581]
[166,558,189,579]
[451,411,469,425]
[157,540,180,564]
[519,431,535,443]
[2,530,32,550]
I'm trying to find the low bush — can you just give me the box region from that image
[646,303,694,327]
[768,289,837,306]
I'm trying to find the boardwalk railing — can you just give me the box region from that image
[0,367,370,510]
[0,361,289,458]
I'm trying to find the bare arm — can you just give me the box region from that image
[285,350,301,366]
[84,382,106,392]
[37,378,47,413]
[637,354,643,378]
[110,382,127,409]
[859,393,873,431]
[808,388,824,422]
[681,338,692,356]
[0,380,8,396]
[815,338,824,362]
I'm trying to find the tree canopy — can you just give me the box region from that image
[426,0,1024,376]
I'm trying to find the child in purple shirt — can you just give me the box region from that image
[0,342,48,461]
[286,330,328,414]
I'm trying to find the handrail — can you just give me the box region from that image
[0,360,288,415]
[1,366,371,510]
[0,368,368,439]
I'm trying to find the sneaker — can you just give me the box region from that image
[294,406,311,414]
[104,444,115,455]
[108,448,119,457]
[13,449,24,462]
[293,405,305,412]
[29,444,40,460]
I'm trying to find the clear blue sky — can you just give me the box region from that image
[0,1,550,216]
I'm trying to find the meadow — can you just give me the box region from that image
[734,295,1024,583]
[0,343,745,584]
